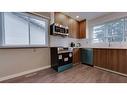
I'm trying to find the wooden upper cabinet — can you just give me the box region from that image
[69,19,86,39]
[79,20,86,38]
[54,12,86,39]
[54,12,69,26]
[54,12,80,38]
[68,18,79,38]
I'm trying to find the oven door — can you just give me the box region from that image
[58,52,72,66]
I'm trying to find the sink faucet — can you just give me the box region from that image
[108,37,113,47]
[108,41,111,47]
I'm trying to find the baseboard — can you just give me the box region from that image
[73,62,81,66]
[95,66,127,77]
[0,65,51,82]
[81,63,93,67]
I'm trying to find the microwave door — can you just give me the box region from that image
[55,26,61,32]
[60,28,65,33]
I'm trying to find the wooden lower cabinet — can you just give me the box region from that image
[73,48,80,64]
[117,50,127,74]
[93,49,127,74]
[107,49,119,71]
[93,49,107,68]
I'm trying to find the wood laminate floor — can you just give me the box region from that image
[2,64,127,83]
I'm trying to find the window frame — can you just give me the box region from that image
[28,13,49,46]
[0,12,49,48]
[92,17,126,43]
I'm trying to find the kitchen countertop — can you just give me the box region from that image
[71,42,127,49]
[1,42,127,49]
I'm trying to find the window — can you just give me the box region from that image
[29,17,48,45]
[0,12,49,46]
[92,17,125,43]
[106,19,124,42]
[4,13,29,45]
[93,24,106,43]
[124,18,127,41]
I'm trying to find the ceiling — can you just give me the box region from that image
[63,12,111,21]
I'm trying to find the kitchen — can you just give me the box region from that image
[1,12,127,82]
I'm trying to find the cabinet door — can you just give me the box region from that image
[93,49,98,66]
[93,49,108,68]
[93,49,101,67]
[107,49,119,71]
[68,18,79,38]
[79,20,86,38]
[108,49,127,74]
[54,12,69,26]
[117,50,127,74]
[73,48,80,64]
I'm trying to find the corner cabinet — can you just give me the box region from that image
[68,18,86,39]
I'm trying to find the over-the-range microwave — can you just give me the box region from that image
[50,23,69,36]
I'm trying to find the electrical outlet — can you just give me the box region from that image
[33,48,36,52]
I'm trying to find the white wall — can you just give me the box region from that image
[0,12,51,80]
[0,48,50,78]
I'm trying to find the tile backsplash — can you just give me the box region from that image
[50,35,79,47]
